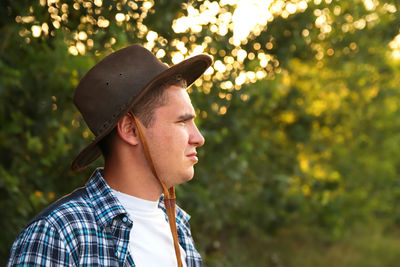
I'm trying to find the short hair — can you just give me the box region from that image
[98,75,187,159]
[132,75,186,128]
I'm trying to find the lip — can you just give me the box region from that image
[186,152,198,162]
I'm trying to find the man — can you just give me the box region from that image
[8,44,212,266]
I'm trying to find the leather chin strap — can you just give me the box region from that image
[132,114,183,267]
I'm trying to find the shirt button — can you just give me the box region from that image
[122,216,128,223]
[115,251,119,257]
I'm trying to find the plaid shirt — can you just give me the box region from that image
[8,169,202,266]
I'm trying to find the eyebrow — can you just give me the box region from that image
[177,113,196,121]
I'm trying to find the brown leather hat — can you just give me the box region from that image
[71,44,212,171]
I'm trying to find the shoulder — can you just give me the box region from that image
[29,187,94,228]
[7,188,94,267]
[8,214,74,266]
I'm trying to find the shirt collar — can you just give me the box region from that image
[158,195,191,226]
[85,168,127,229]
[85,168,191,230]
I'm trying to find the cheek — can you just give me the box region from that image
[148,125,189,156]
[163,132,175,144]
[163,129,188,152]
[150,130,177,155]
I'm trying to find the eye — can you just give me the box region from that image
[176,115,195,125]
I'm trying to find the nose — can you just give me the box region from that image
[190,123,205,147]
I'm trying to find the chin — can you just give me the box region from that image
[185,174,194,182]
[176,170,195,185]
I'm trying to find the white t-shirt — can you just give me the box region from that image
[112,190,187,267]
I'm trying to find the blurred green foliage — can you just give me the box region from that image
[1,0,400,266]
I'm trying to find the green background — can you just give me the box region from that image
[1,0,400,266]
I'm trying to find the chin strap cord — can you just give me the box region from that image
[132,114,183,267]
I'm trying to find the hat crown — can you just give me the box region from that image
[74,44,168,136]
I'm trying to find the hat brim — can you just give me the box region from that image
[71,54,212,171]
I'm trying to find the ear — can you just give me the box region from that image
[116,112,140,146]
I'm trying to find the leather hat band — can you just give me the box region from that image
[132,114,183,267]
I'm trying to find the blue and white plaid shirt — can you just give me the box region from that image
[8,168,202,266]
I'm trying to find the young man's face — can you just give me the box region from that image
[142,85,205,188]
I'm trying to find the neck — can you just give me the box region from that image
[102,151,163,201]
